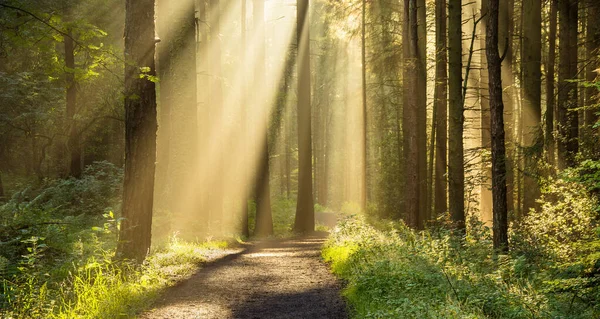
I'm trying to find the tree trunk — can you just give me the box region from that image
[417,0,427,226]
[294,0,315,233]
[239,0,250,237]
[557,0,579,169]
[253,0,273,237]
[479,0,492,224]
[486,0,509,253]
[521,0,542,214]
[65,31,82,178]
[499,0,514,214]
[434,0,448,218]
[117,0,158,263]
[585,0,600,157]
[448,0,465,230]
[546,0,557,165]
[403,0,420,228]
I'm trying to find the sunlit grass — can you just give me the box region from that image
[46,238,229,319]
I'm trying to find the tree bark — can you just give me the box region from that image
[294,0,315,233]
[557,0,579,169]
[65,31,82,178]
[361,0,368,211]
[585,0,600,157]
[117,0,158,263]
[417,0,427,226]
[403,0,420,228]
[448,0,465,230]
[486,0,509,253]
[546,0,557,165]
[434,0,447,218]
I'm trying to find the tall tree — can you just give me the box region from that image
[403,0,420,228]
[117,0,158,262]
[448,0,464,229]
[240,0,249,237]
[486,0,509,252]
[434,0,447,218]
[557,0,579,168]
[521,0,542,213]
[254,0,273,237]
[585,0,600,156]
[360,0,368,211]
[64,30,82,178]
[546,0,557,165]
[294,0,314,233]
[416,0,427,225]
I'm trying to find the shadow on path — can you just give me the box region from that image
[139,233,347,319]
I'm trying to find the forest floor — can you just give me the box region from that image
[138,232,348,319]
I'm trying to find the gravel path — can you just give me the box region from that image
[139,233,348,319]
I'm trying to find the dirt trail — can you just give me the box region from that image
[139,233,348,319]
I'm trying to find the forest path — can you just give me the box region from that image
[138,233,348,319]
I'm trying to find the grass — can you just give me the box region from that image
[322,214,600,319]
[2,237,229,319]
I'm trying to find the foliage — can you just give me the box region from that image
[324,176,600,319]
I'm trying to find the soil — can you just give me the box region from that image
[138,232,348,319]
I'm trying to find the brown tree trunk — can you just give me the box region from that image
[448,0,465,230]
[294,0,315,233]
[480,0,492,224]
[117,0,158,263]
[486,0,509,253]
[417,0,427,226]
[403,0,420,228]
[434,0,448,218]
[521,0,542,214]
[557,0,579,169]
[546,0,557,165]
[65,31,81,178]
[240,0,249,237]
[585,0,600,157]
[499,0,514,214]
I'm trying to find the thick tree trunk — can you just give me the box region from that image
[403,0,420,228]
[294,0,315,233]
[546,0,557,165]
[448,0,465,230]
[434,0,447,218]
[486,0,509,253]
[117,0,158,263]
[65,31,82,178]
[557,0,579,169]
[521,0,542,214]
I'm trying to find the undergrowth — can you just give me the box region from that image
[323,175,600,318]
[0,162,230,318]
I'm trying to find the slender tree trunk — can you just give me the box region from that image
[403,0,420,228]
[253,0,273,237]
[557,0,579,169]
[294,0,315,233]
[521,0,542,214]
[479,0,492,224]
[361,0,368,211]
[417,0,427,226]
[117,0,158,263]
[65,31,81,178]
[546,0,557,165]
[585,0,600,157]
[240,0,249,237]
[499,0,514,214]
[486,0,509,253]
[448,0,465,230]
[434,0,448,218]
